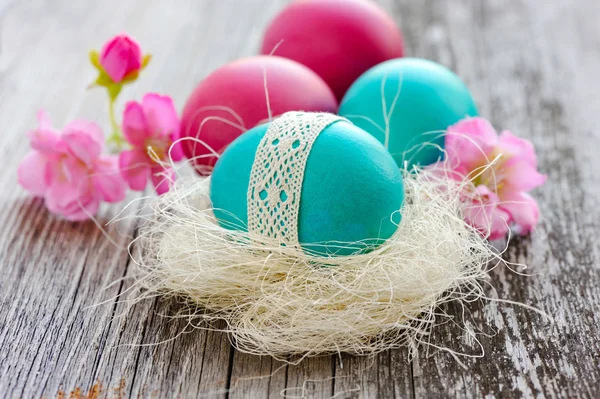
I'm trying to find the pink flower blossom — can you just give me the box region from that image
[100,33,143,83]
[433,117,546,240]
[17,111,126,221]
[119,93,183,195]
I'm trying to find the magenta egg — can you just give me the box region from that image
[180,55,337,174]
[261,0,404,101]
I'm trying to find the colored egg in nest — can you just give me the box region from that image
[210,115,405,257]
[261,0,404,101]
[339,58,479,168]
[180,56,337,174]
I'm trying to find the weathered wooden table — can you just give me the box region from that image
[2,0,599,397]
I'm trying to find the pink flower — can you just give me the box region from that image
[17,111,126,221]
[99,33,143,83]
[119,93,183,195]
[433,117,546,240]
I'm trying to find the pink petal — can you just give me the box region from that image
[119,149,151,191]
[70,119,105,144]
[495,130,546,192]
[36,109,53,130]
[61,156,89,185]
[18,151,51,196]
[501,160,547,192]
[122,101,149,146]
[27,111,61,153]
[45,181,77,211]
[168,141,184,162]
[99,34,142,83]
[498,191,540,235]
[59,121,104,166]
[463,185,511,240]
[141,93,179,139]
[425,161,468,182]
[151,165,175,195]
[446,117,499,171]
[487,218,511,240]
[92,156,126,203]
[45,180,98,221]
[498,130,538,168]
[58,194,100,221]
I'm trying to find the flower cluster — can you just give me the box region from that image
[119,93,183,195]
[18,34,182,221]
[432,117,546,240]
[18,112,124,220]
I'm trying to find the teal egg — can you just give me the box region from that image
[210,118,405,257]
[339,58,479,168]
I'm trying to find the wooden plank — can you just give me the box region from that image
[284,356,335,398]
[228,352,287,399]
[333,351,414,399]
[409,0,600,398]
[0,0,147,397]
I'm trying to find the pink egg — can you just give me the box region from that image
[180,55,337,173]
[261,0,404,101]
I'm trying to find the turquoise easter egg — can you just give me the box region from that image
[210,117,405,257]
[339,58,479,168]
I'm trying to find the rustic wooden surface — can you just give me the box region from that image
[1,0,599,397]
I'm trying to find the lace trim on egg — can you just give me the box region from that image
[247,112,344,245]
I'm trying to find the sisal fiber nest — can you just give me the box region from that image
[130,167,496,361]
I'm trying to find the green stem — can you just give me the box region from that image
[107,97,124,149]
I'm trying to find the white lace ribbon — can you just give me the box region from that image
[247,112,344,245]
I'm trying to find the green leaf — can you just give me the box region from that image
[89,50,102,70]
[141,54,152,69]
[95,71,114,87]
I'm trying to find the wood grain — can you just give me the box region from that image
[1,0,599,397]
[407,1,600,398]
